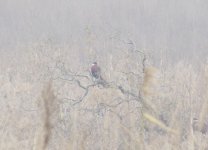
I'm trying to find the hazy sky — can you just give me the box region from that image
[0,0,208,60]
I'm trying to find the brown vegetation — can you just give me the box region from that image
[1,43,208,150]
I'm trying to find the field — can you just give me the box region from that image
[0,41,208,150]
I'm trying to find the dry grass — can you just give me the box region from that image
[1,44,208,150]
[34,81,57,150]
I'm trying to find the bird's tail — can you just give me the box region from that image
[98,76,108,87]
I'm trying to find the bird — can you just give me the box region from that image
[90,62,101,80]
[90,62,107,87]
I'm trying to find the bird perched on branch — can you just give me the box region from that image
[90,62,107,86]
[90,62,101,79]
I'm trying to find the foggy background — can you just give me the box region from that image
[1,1,208,149]
[0,0,208,63]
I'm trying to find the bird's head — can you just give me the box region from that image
[92,62,97,66]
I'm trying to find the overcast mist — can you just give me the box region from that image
[2,1,208,149]
[1,0,208,62]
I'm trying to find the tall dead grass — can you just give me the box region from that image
[2,44,208,150]
[34,81,59,150]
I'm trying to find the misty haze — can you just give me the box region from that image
[0,0,208,149]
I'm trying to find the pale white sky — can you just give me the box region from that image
[0,0,207,61]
